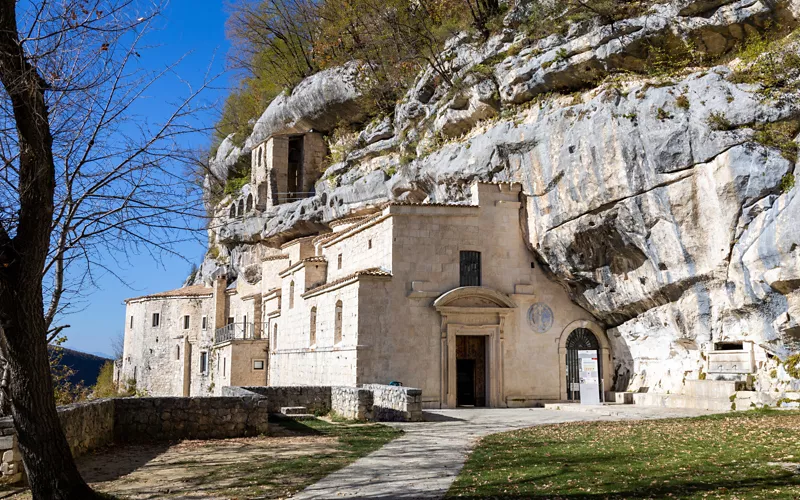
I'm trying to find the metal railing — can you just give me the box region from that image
[214,323,256,344]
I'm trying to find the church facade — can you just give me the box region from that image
[119,134,610,408]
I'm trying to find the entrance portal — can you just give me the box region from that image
[565,328,602,401]
[456,336,486,407]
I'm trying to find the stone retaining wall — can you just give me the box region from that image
[114,397,269,441]
[225,384,423,422]
[0,399,116,483]
[361,384,423,422]
[222,386,331,414]
[0,396,269,485]
[331,387,373,420]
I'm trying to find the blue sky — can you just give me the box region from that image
[62,0,232,357]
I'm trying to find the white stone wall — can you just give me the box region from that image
[321,217,393,281]
[121,295,214,397]
[354,184,600,406]
[268,280,362,386]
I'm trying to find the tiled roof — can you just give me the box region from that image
[319,212,388,247]
[125,285,213,303]
[279,234,320,249]
[328,214,372,227]
[278,256,329,276]
[262,254,289,262]
[302,268,392,297]
[387,201,475,207]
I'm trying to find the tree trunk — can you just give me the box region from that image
[0,2,102,498]
[0,316,99,499]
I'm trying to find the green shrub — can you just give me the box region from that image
[675,94,690,110]
[785,353,800,379]
[707,112,734,131]
[92,361,118,399]
[781,173,796,193]
[753,120,800,162]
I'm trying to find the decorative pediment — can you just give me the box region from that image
[434,287,517,310]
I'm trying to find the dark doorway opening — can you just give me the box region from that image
[288,136,304,199]
[456,336,486,407]
[565,328,601,401]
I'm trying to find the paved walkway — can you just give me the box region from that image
[290,405,718,499]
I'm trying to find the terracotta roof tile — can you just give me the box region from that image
[125,285,213,303]
[302,268,392,297]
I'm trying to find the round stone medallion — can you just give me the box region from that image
[527,302,554,333]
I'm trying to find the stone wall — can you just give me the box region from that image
[331,386,373,420]
[222,386,331,414]
[0,399,116,483]
[224,384,423,422]
[361,384,423,422]
[114,397,268,441]
[0,396,269,485]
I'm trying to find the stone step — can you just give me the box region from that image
[633,392,734,411]
[272,412,317,421]
[543,402,629,416]
[280,406,309,415]
[682,379,750,399]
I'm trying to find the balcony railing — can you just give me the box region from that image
[214,323,257,344]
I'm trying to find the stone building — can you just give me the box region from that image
[120,133,610,406]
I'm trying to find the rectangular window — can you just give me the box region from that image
[460,251,481,287]
[199,352,208,373]
[201,316,207,330]
[129,316,133,328]
[183,315,190,329]
[253,360,265,370]
[227,316,234,325]
[337,254,342,270]
[223,357,226,376]
[151,313,160,327]
[368,239,372,249]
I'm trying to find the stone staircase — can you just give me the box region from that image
[274,406,316,420]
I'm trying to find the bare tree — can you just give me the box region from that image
[0,0,212,497]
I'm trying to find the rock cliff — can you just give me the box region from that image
[200,0,800,395]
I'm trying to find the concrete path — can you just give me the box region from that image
[290,406,718,499]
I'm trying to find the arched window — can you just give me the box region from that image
[257,146,262,167]
[237,199,244,216]
[272,324,278,352]
[309,307,317,346]
[334,300,343,345]
[229,204,235,218]
[289,281,295,309]
[246,194,253,212]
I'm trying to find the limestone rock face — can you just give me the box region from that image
[245,62,366,150]
[197,0,800,395]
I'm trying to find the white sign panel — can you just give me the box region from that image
[578,350,601,405]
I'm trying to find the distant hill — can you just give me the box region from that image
[49,346,111,387]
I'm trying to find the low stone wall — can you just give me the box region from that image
[0,396,269,485]
[331,387,373,420]
[115,397,269,441]
[225,384,423,422]
[361,384,423,422]
[222,386,331,414]
[0,399,116,483]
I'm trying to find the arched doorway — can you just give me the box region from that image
[565,328,602,401]
[434,286,516,408]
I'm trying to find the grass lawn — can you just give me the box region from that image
[448,410,800,499]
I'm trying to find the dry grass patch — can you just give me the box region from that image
[1,417,400,499]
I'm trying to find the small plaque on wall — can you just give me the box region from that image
[527,302,554,333]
